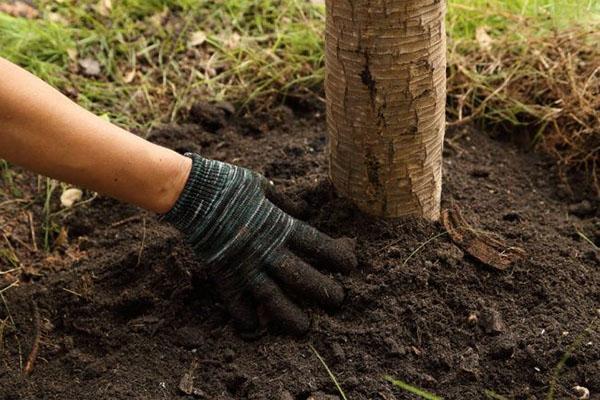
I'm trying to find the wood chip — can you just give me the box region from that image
[178,369,194,395]
[442,205,526,270]
[178,360,204,397]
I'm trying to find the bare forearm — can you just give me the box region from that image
[0,62,360,335]
[0,57,190,213]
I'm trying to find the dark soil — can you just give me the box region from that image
[1,104,598,400]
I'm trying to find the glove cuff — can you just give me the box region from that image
[161,153,230,233]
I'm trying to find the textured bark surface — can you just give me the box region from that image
[325,0,446,219]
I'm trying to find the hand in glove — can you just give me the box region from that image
[163,153,357,334]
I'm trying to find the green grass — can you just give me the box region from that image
[385,376,443,400]
[309,344,348,400]
[1,0,595,133]
[0,160,21,198]
[546,316,598,400]
[447,0,598,39]
[0,0,325,132]
[402,231,448,267]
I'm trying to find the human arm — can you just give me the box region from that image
[0,56,191,213]
[0,57,357,334]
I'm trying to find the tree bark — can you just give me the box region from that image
[325,0,446,220]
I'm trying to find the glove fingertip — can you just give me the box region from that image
[274,311,310,336]
[330,237,359,272]
[263,180,309,219]
[327,282,346,309]
[251,277,311,336]
[335,237,358,270]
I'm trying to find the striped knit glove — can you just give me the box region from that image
[163,153,357,334]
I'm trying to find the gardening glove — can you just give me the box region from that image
[163,153,357,335]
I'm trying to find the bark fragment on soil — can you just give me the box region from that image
[442,205,526,270]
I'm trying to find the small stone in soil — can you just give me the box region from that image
[458,347,481,377]
[386,245,403,258]
[344,377,360,387]
[568,200,594,217]
[384,337,406,357]
[480,307,506,334]
[307,391,341,400]
[436,242,464,266]
[467,312,479,325]
[330,342,346,364]
[178,371,194,395]
[489,334,517,359]
[277,390,295,400]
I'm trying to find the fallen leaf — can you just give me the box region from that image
[54,226,69,248]
[475,26,493,51]
[149,7,168,28]
[78,57,101,77]
[66,48,78,62]
[219,32,242,49]
[442,205,526,270]
[0,1,38,19]
[188,31,207,47]
[60,188,82,208]
[95,0,112,16]
[47,12,68,24]
[122,69,136,83]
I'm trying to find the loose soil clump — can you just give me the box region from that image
[1,104,598,399]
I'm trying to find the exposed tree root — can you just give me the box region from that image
[23,298,40,376]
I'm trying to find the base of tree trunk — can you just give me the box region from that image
[325,0,446,220]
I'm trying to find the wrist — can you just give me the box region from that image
[153,152,193,214]
[162,153,233,232]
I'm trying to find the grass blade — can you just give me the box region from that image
[484,389,510,400]
[402,231,447,267]
[384,375,443,400]
[309,344,348,400]
[546,316,599,400]
[574,226,599,251]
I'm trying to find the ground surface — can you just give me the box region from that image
[0,106,598,400]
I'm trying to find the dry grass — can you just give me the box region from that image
[448,27,600,194]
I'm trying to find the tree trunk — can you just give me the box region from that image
[325,0,446,220]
